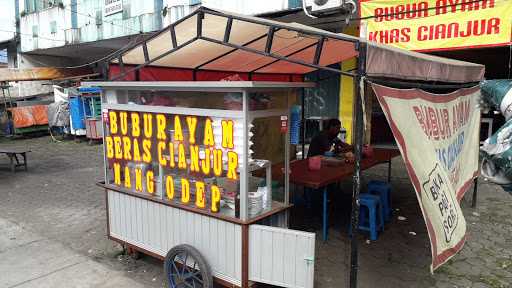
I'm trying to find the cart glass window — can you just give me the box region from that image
[246,90,292,219]
[105,90,243,111]
[103,107,243,219]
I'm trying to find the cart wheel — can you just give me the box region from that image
[164,244,213,288]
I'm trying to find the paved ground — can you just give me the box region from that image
[0,136,511,288]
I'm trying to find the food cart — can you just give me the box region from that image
[86,6,486,288]
[90,81,317,288]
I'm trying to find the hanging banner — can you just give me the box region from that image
[372,84,480,271]
[360,0,512,51]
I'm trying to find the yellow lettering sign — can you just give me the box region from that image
[166,175,175,200]
[120,111,128,135]
[122,136,132,160]
[181,178,190,203]
[124,166,131,189]
[143,113,153,138]
[113,162,121,185]
[190,145,199,172]
[195,181,206,208]
[142,139,152,163]
[222,120,234,149]
[204,118,214,146]
[109,111,118,134]
[133,138,141,162]
[213,149,223,176]
[135,168,143,192]
[146,170,154,194]
[174,115,183,142]
[186,116,197,144]
[157,114,167,140]
[131,112,140,137]
[211,185,221,213]
[114,137,122,159]
[227,151,238,180]
[158,141,167,166]
[178,143,187,169]
[201,148,211,175]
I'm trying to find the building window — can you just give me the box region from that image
[50,21,57,34]
[189,0,202,5]
[288,0,303,9]
[32,25,38,38]
[171,5,185,22]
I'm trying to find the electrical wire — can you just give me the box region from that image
[314,0,509,25]
[0,28,66,43]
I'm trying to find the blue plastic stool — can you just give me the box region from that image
[368,181,392,222]
[349,194,384,241]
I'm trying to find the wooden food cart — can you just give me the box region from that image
[90,81,317,288]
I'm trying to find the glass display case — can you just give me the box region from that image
[98,81,312,221]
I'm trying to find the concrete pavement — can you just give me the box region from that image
[0,218,146,288]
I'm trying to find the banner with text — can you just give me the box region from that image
[372,84,480,271]
[360,0,512,51]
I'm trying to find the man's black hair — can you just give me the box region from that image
[325,118,341,130]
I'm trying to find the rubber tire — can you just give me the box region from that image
[164,244,213,288]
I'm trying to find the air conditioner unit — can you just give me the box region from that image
[311,0,342,12]
[306,0,357,16]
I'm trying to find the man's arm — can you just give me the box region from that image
[333,138,353,154]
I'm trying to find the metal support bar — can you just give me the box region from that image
[224,17,233,42]
[264,27,275,54]
[313,37,325,65]
[202,7,359,44]
[301,88,306,160]
[471,178,478,208]
[368,77,480,90]
[118,56,124,73]
[197,11,203,38]
[194,32,270,70]
[142,42,149,62]
[349,42,367,288]
[200,36,356,77]
[170,26,178,48]
[112,37,198,81]
[249,41,319,73]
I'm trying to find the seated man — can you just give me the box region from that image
[307,118,354,161]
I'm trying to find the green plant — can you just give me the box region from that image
[20,10,26,17]
[58,1,64,9]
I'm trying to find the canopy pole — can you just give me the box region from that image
[349,42,367,288]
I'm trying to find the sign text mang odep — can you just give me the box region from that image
[105,110,239,213]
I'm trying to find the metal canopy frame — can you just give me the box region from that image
[107,7,358,81]
[100,7,484,288]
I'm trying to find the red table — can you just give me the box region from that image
[289,148,401,241]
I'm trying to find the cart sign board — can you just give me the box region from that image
[372,84,480,271]
[104,110,239,213]
[360,0,512,51]
[104,0,123,16]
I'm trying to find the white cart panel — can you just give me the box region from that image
[249,224,315,288]
[108,189,242,286]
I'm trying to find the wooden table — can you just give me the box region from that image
[0,148,31,172]
[289,148,400,241]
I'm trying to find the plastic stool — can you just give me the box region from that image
[349,194,384,241]
[368,181,392,222]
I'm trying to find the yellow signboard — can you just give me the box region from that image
[360,0,512,51]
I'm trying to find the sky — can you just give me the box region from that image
[0,0,16,42]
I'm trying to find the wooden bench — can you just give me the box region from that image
[0,149,30,172]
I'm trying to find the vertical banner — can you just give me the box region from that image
[372,84,480,271]
[360,0,512,51]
